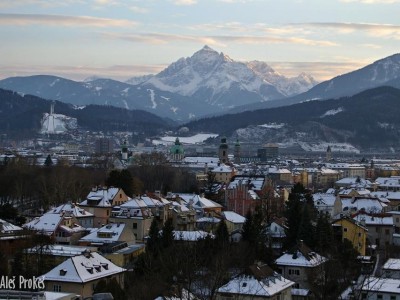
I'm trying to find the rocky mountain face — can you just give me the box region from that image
[0,46,316,122]
[230,53,400,113]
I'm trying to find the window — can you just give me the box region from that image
[343,227,348,232]
[289,269,300,276]
[386,229,390,235]
[132,223,138,229]
[358,232,362,237]
[53,285,61,292]
[377,295,383,300]
[390,296,396,300]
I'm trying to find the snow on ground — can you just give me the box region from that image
[147,89,157,109]
[320,107,344,118]
[153,133,218,145]
[258,123,285,129]
[298,142,360,153]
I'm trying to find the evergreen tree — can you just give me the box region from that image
[297,204,315,248]
[215,220,229,249]
[44,154,53,167]
[315,213,334,254]
[242,210,254,243]
[161,218,174,248]
[147,218,160,255]
[119,169,134,196]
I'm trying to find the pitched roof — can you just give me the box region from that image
[42,251,125,283]
[275,243,327,267]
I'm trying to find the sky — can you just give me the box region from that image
[0,0,399,82]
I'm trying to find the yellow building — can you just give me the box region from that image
[42,251,126,298]
[333,218,368,256]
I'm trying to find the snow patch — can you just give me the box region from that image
[153,133,218,145]
[298,142,360,153]
[147,89,157,109]
[258,123,285,129]
[49,79,60,87]
[320,107,344,118]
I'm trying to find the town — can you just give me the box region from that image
[1,132,400,300]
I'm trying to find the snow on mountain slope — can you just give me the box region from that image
[139,46,317,106]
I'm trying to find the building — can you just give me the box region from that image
[312,190,337,218]
[95,138,113,155]
[79,187,129,227]
[218,137,229,164]
[48,202,94,228]
[332,217,368,256]
[222,211,246,242]
[216,263,294,300]
[42,250,126,298]
[257,143,279,161]
[109,198,153,241]
[275,242,327,290]
[169,137,185,161]
[0,219,27,257]
[211,163,236,184]
[79,222,135,247]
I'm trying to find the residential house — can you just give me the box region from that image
[211,163,236,184]
[79,222,135,247]
[332,217,368,256]
[275,242,327,290]
[109,198,153,242]
[265,217,287,252]
[216,262,294,300]
[371,191,400,211]
[268,167,292,184]
[24,212,87,245]
[176,193,223,218]
[42,250,126,298]
[382,258,400,279]
[173,230,213,243]
[327,163,366,179]
[222,211,246,242]
[353,213,394,248]
[358,276,400,300]
[0,218,27,257]
[333,195,388,218]
[48,202,94,228]
[196,216,221,233]
[375,176,400,191]
[312,189,336,218]
[169,200,196,231]
[79,186,129,227]
[335,177,375,190]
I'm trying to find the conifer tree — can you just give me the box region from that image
[147,218,160,255]
[215,220,229,249]
[161,218,174,248]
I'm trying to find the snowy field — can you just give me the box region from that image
[153,133,218,145]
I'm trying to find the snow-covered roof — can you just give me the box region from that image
[340,198,387,214]
[211,164,233,173]
[23,214,63,234]
[26,245,96,257]
[276,250,327,268]
[178,194,222,209]
[360,276,400,294]
[222,211,246,224]
[48,203,93,218]
[383,258,400,271]
[79,223,127,244]
[313,193,336,207]
[80,187,121,207]
[173,230,213,241]
[42,251,125,283]
[372,191,400,201]
[376,176,400,188]
[0,218,23,233]
[196,217,221,223]
[353,214,393,226]
[228,176,265,191]
[217,274,294,297]
[336,177,372,187]
[339,188,371,196]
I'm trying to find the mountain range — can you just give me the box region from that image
[184,86,400,151]
[0,46,317,122]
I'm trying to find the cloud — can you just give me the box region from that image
[0,63,164,81]
[100,31,337,47]
[269,60,368,81]
[339,0,400,3]
[172,0,197,5]
[0,0,83,8]
[297,22,400,39]
[129,6,148,14]
[0,13,136,27]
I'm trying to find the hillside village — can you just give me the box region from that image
[3,139,400,300]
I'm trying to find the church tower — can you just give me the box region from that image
[121,139,128,161]
[218,137,229,164]
[326,145,332,161]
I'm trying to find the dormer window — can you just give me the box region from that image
[86,267,93,274]
[59,269,67,276]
